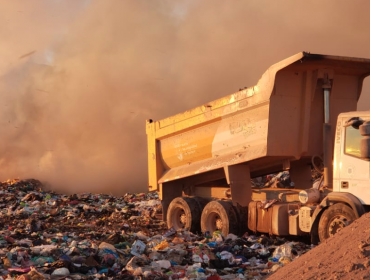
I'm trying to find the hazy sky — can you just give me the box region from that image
[0,0,369,194]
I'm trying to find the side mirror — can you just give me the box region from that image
[360,121,370,161]
[344,117,364,129]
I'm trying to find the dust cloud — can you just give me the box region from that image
[0,0,369,195]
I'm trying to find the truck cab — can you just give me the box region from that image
[334,112,370,203]
[247,113,370,242]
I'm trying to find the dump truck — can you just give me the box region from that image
[146,52,370,243]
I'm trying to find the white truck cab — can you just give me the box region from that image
[334,112,370,203]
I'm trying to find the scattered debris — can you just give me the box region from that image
[0,179,314,279]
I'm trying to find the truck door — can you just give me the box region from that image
[339,118,370,204]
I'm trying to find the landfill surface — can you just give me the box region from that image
[0,178,360,280]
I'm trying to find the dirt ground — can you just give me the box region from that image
[267,212,370,280]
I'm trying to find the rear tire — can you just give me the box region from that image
[167,197,202,233]
[200,200,238,237]
[318,203,356,242]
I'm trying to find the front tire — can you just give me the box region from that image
[200,200,238,237]
[318,203,356,242]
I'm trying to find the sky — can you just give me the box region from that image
[0,0,369,195]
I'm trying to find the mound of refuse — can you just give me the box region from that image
[266,212,370,280]
[0,179,316,279]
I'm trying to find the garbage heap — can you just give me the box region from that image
[0,179,312,280]
[251,168,322,189]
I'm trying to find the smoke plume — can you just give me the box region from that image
[0,0,369,195]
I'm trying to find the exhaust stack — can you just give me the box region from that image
[322,75,333,189]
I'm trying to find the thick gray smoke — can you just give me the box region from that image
[0,0,369,195]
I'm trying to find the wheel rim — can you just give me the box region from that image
[206,212,223,233]
[172,207,187,229]
[328,216,349,237]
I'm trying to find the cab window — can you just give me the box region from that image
[344,126,362,157]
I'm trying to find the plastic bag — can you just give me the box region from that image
[136,231,149,241]
[272,243,292,259]
[98,242,116,251]
[154,240,169,251]
[220,251,235,265]
[131,240,146,257]
[212,231,223,242]
[52,267,70,276]
[162,227,176,238]
[192,245,211,263]
[225,233,238,241]
[156,260,171,269]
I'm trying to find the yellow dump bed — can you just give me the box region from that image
[146,52,370,191]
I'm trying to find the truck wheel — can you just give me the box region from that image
[200,200,238,237]
[167,197,202,233]
[318,203,356,241]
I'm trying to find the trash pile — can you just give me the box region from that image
[251,167,323,189]
[251,171,293,189]
[0,179,313,279]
